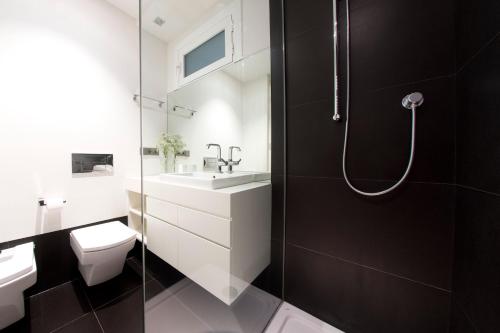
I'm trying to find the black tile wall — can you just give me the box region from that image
[285,244,451,333]
[455,0,500,69]
[348,0,455,91]
[449,300,477,333]
[266,0,286,301]
[452,188,500,333]
[456,36,500,194]
[281,0,457,331]
[287,177,455,289]
[452,1,500,331]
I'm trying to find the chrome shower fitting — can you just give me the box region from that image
[333,0,426,196]
[402,92,424,110]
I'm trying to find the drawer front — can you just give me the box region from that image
[178,206,230,248]
[178,229,231,304]
[146,197,178,225]
[146,215,178,269]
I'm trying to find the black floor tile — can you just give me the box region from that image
[126,257,152,282]
[145,279,165,301]
[82,262,143,310]
[1,317,30,333]
[27,280,92,333]
[53,313,103,333]
[285,244,451,333]
[145,250,184,289]
[95,288,143,333]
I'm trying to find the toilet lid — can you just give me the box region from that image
[70,221,136,252]
[0,242,35,285]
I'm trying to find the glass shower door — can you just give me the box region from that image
[139,0,285,332]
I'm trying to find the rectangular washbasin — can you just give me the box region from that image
[158,171,270,189]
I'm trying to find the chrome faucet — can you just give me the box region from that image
[227,146,241,173]
[206,143,227,173]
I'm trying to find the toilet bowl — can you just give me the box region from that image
[0,242,37,330]
[70,221,136,286]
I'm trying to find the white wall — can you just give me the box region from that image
[141,32,169,176]
[0,0,167,243]
[167,70,270,173]
[167,71,243,171]
[241,76,270,172]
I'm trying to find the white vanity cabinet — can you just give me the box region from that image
[127,178,271,305]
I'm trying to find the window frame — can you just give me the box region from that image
[176,15,234,86]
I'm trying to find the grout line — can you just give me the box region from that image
[262,301,284,332]
[93,284,142,311]
[456,32,500,75]
[92,311,106,333]
[48,312,90,333]
[288,242,452,293]
[454,299,480,333]
[456,183,500,198]
[286,174,456,187]
[369,74,455,93]
[26,279,80,300]
[80,279,95,312]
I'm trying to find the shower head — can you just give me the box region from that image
[402,92,424,110]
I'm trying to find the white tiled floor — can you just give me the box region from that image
[145,278,281,333]
[265,303,344,333]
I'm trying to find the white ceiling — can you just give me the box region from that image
[104,0,232,43]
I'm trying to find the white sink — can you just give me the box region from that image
[158,171,270,189]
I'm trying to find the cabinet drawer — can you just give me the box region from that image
[146,215,178,269]
[146,197,178,225]
[178,207,230,248]
[178,229,231,304]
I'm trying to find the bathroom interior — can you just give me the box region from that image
[0,0,498,332]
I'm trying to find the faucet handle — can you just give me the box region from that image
[228,146,241,161]
[228,146,241,166]
[206,143,220,149]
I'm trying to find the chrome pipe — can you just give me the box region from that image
[332,0,341,121]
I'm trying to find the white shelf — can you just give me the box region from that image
[135,231,147,245]
[129,207,142,216]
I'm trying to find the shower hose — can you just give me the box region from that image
[340,0,418,196]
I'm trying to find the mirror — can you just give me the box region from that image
[164,48,271,174]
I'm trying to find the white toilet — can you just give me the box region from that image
[0,242,37,330]
[70,221,136,286]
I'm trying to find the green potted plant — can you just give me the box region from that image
[158,133,185,173]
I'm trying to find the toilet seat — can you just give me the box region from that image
[70,221,136,252]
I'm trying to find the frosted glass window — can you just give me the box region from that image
[184,31,225,77]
